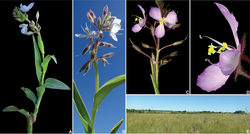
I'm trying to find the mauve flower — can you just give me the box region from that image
[20,2,34,12]
[197,2,241,92]
[131,5,146,33]
[149,7,178,38]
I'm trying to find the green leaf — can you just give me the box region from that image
[73,81,92,133]
[32,35,42,84]
[91,75,125,129]
[110,119,124,134]
[2,105,29,117]
[37,34,45,57]
[42,78,70,90]
[94,74,125,109]
[21,87,37,105]
[41,55,57,74]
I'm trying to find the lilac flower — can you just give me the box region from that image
[109,17,121,41]
[19,24,33,35]
[20,2,34,12]
[75,24,98,40]
[132,5,146,33]
[149,7,178,38]
[197,2,241,92]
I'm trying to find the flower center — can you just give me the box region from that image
[159,17,166,25]
[207,42,228,55]
[135,17,142,22]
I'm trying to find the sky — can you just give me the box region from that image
[127,95,250,113]
[74,0,125,133]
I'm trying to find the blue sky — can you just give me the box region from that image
[127,95,250,113]
[74,0,125,133]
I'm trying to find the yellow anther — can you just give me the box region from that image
[159,17,166,25]
[135,17,142,22]
[208,44,216,55]
[217,42,228,54]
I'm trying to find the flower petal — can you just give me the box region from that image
[197,63,230,92]
[20,2,34,12]
[110,32,118,41]
[215,2,240,50]
[132,24,142,33]
[149,7,161,20]
[165,11,178,28]
[219,49,240,75]
[111,23,121,34]
[137,5,145,18]
[138,19,145,27]
[155,24,165,38]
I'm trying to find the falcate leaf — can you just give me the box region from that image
[110,119,124,134]
[21,87,37,105]
[41,55,57,74]
[73,81,92,133]
[42,78,70,90]
[2,105,29,117]
[91,75,125,130]
[32,35,42,83]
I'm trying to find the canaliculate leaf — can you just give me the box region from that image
[32,35,42,83]
[110,119,124,134]
[73,81,92,133]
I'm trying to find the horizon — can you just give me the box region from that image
[126,108,248,113]
[127,95,250,113]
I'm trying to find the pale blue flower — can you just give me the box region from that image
[19,24,33,35]
[20,2,34,12]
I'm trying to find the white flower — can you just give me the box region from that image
[109,17,121,41]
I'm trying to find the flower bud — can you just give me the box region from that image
[103,5,108,18]
[80,61,90,73]
[141,42,150,49]
[89,9,96,20]
[97,16,101,25]
[101,58,109,67]
[102,52,115,58]
[87,11,94,24]
[99,30,103,38]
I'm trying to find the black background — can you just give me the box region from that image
[191,1,250,94]
[0,0,72,133]
[127,0,189,94]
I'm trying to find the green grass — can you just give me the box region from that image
[127,113,250,133]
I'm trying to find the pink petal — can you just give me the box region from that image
[132,24,142,33]
[165,11,178,28]
[155,24,165,38]
[219,49,240,75]
[215,2,240,50]
[138,19,145,27]
[149,7,161,20]
[138,5,145,18]
[197,63,230,92]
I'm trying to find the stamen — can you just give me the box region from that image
[199,35,232,50]
[159,17,166,25]
[205,58,213,64]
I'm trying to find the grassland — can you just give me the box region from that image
[127,112,250,133]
